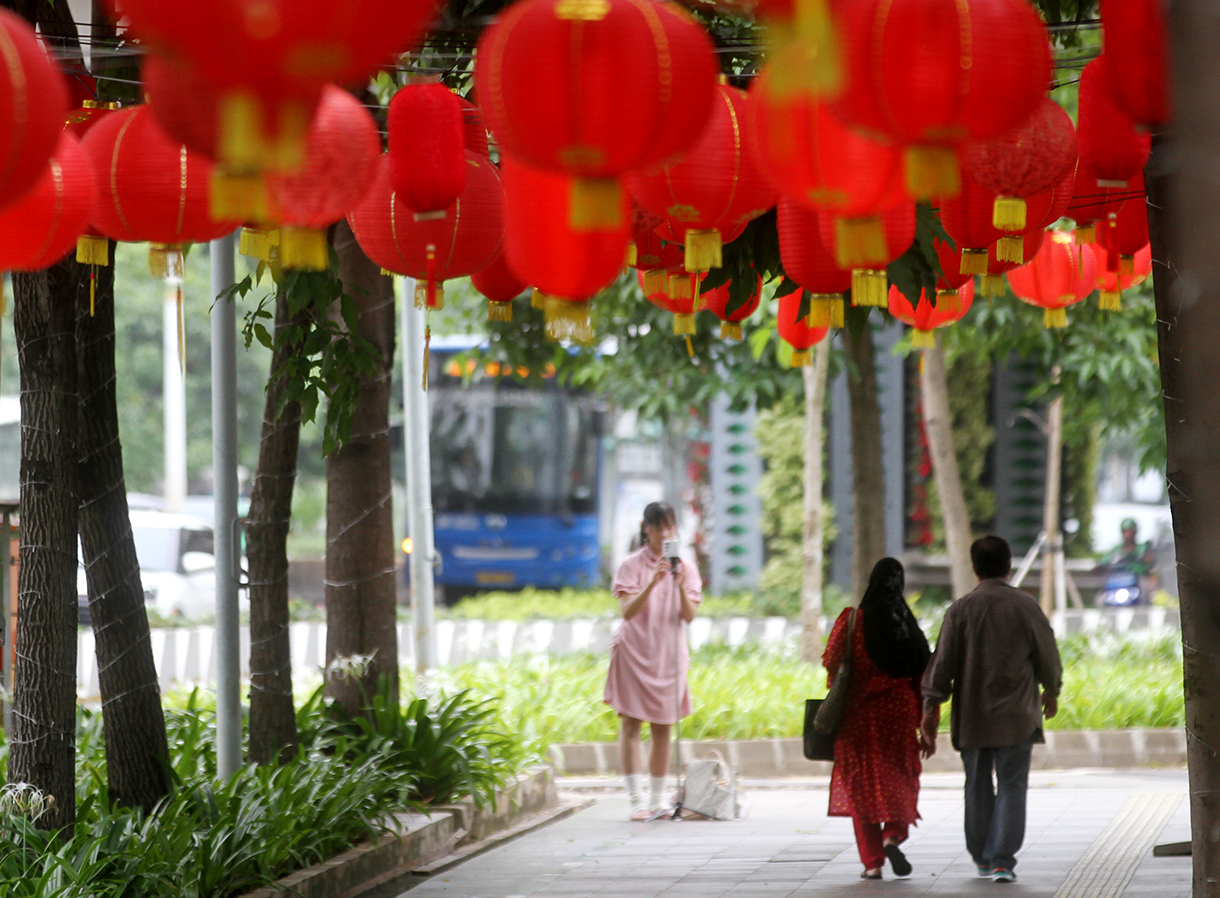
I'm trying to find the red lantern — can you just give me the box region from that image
[476,0,718,230]
[704,274,763,340]
[347,152,504,310]
[1077,56,1151,191]
[64,103,118,266]
[112,0,438,172]
[1095,196,1151,299]
[0,132,95,271]
[932,237,973,315]
[629,203,685,301]
[500,154,629,343]
[887,282,975,348]
[628,84,777,274]
[1066,162,1143,244]
[979,230,1045,298]
[830,0,1051,199]
[459,98,490,159]
[637,267,703,335]
[939,175,1007,275]
[777,290,829,366]
[1006,231,1097,328]
[1092,241,1151,311]
[388,83,467,220]
[0,8,69,209]
[777,198,849,328]
[818,202,915,306]
[473,248,528,322]
[747,64,907,269]
[962,97,1078,232]
[740,0,841,97]
[1099,0,1170,128]
[81,105,239,276]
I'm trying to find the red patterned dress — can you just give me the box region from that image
[823,607,922,825]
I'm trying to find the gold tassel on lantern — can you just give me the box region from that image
[642,268,668,297]
[936,289,960,315]
[905,145,960,200]
[790,349,811,368]
[76,234,109,266]
[219,91,308,174]
[239,227,271,261]
[673,313,696,335]
[531,288,546,309]
[720,321,743,341]
[569,177,623,230]
[960,249,989,275]
[1075,224,1096,245]
[668,272,694,303]
[414,282,444,311]
[149,244,185,280]
[210,169,268,220]
[1044,306,1068,328]
[280,227,329,271]
[834,216,887,269]
[761,0,842,97]
[1119,255,1135,278]
[1099,290,1122,311]
[979,274,1005,297]
[488,300,513,322]
[543,295,595,345]
[850,269,886,307]
[626,243,638,268]
[684,229,722,273]
[911,329,936,349]
[995,236,1024,264]
[992,197,1027,231]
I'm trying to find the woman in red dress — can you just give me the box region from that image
[823,557,930,879]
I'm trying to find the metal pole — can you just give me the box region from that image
[400,278,437,675]
[210,233,242,777]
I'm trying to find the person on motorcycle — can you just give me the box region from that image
[1096,518,1156,605]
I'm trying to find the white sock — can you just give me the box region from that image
[625,773,644,812]
[650,776,667,810]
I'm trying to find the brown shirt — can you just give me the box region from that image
[922,577,1062,751]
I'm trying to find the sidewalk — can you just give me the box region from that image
[389,769,1190,898]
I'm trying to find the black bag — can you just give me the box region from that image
[803,699,836,761]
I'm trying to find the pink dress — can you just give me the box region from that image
[603,545,702,724]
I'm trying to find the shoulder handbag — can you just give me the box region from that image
[812,608,856,735]
[803,698,836,761]
[677,750,742,820]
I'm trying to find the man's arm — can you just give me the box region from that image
[919,606,959,758]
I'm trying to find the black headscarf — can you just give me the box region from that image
[859,557,931,680]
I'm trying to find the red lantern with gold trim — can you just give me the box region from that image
[932,237,973,315]
[979,229,1046,298]
[887,282,974,348]
[1077,57,1151,191]
[830,0,1051,199]
[81,105,239,277]
[1094,196,1150,309]
[473,248,528,321]
[347,152,504,310]
[777,290,829,367]
[1099,0,1170,128]
[1092,241,1151,311]
[1006,230,1097,328]
[777,198,849,329]
[0,8,69,209]
[704,274,763,340]
[476,0,718,230]
[388,83,467,219]
[628,84,777,275]
[0,132,95,271]
[939,175,1006,276]
[500,154,629,343]
[819,202,915,307]
[1066,162,1142,244]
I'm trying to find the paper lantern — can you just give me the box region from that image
[962,97,1078,231]
[1099,0,1170,128]
[458,98,490,159]
[500,154,629,343]
[887,282,975,348]
[347,152,504,310]
[1077,57,1151,191]
[111,0,438,171]
[81,105,239,277]
[476,0,717,230]
[777,290,830,366]
[819,203,915,307]
[629,204,685,300]
[704,274,763,340]
[637,267,704,336]
[979,229,1045,298]
[1094,196,1151,309]
[388,83,467,220]
[777,198,849,329]
[627,84,777,274]
[1006,230,1097,327]
[1066,161,1143,244]
[0,8,69,209]
[932,237,973,315]
[830,0,1050,199]
[939,175,1007,275]
[473,248,528,321]
[747,65,906,268]
[0,132,95,271]
[1092,242,1151,311]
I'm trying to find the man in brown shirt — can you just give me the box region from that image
[919,535,1062,884]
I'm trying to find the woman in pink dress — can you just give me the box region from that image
[604,501,702,820]
[823,557,930,879]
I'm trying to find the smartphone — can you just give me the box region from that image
[662,538,681,560]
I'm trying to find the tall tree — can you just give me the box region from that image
[10,268,78,832]
[325,222,399,715]
[799,340,830,662]
[843,324,886,600]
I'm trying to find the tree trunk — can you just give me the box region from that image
[1149,26,1220,880]
[1038,381,1064,616]
[74,252,171,812]
[844,325,886,600]
[9,270,77,832]
[247,288,302,766]
[920,335,974,599]
[325,221,399,716]
[800,341,830,663]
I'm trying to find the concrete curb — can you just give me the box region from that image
[548,728,1188,776]
[239,766,558,898]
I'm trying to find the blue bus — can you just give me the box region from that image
[424,340,605,599]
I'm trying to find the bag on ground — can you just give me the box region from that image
[677,750,742,820]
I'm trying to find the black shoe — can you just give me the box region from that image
[884,843,912,877]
